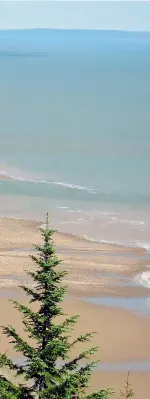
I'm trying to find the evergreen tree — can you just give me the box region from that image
[0,214,112,399]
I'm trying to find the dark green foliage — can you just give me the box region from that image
[0,214,112,398]
[0,374,33,399]
[0,375,20,399]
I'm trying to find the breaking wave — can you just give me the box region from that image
[0,171,97,193]
[135,268,150,288]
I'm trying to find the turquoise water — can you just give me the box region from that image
[0,29,150,248]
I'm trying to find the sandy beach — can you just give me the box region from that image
[0,217,150,398]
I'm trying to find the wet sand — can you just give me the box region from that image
[0,218,148,296]
[90,371,150,398]
[1,296,150,363]
[0,217,149,398]
[0,217,145,252]
[0,296,150,398]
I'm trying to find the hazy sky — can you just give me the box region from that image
[0,1,150,31]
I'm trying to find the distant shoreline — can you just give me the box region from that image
[1,28,150,34]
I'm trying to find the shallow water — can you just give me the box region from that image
[11,355,150,372]
[0,289,23,298]
[0,274,27,280]
[1,30,150,250]
[97,360,150,372]
[84,296,150,316]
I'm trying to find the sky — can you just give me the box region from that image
[0,1,150,31]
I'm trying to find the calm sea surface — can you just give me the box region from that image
[0,29,150,250]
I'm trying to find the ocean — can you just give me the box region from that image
[0,29,150,250]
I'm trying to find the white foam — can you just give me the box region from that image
[136,271,150,288]
[68,209,82,213]
[135,241,150,253]
[100,238,129,246]
[56,206,69,209]
[98,211,116,216]
[120,219,145,226]
[83,235,99,242]
[52,181,95,192]
[99,238,150,252]
[1,171,96,193]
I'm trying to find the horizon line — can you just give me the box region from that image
[0,28,150,33]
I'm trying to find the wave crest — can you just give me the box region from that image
[0,171,96,193]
